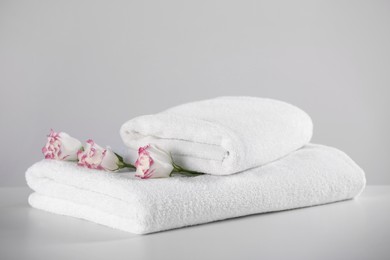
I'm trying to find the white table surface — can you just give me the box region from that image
[1,186,389,260]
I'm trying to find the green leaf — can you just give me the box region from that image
[114,152,124,162]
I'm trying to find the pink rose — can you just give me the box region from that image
[135,144,174,179]
[42,129,82,161]
[77,139,121,171]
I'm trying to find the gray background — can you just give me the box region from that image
[0,0,389,186]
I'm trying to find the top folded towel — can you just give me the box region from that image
[120,96,313,175]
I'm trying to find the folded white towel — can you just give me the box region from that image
[120,96,313,175]
[26,144,365,234]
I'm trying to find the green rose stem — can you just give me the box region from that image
[118,161,136,169]
[171,161,204,177]
[115,153,136,170]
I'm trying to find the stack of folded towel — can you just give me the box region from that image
[26,96,366,234]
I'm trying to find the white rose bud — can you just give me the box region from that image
[42,129,82,161]
[135,144,174,179]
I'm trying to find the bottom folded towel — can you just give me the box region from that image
[25,144,366,234]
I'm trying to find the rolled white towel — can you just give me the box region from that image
[120,96,313,175]
[25,144,365,234]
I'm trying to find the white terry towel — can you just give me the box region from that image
[120,96,313,175]
[26,144,365,234]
